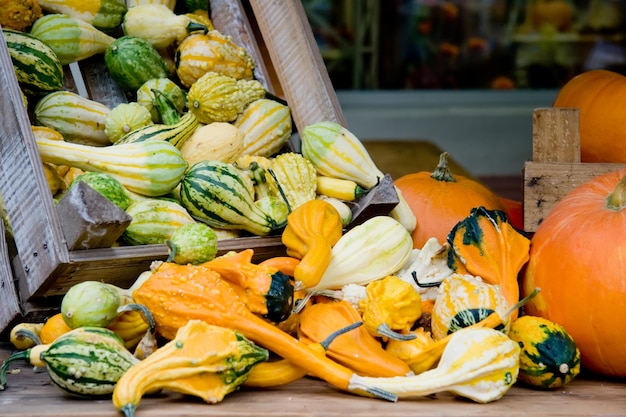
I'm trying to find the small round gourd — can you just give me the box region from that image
[509,315,580,389]
[166,222,218,265]
[105,102,153,143]
[61,281,126,328]
[430,273,510,340]
[69,171,133,210]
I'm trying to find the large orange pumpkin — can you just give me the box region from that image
[521,169,626,377]
[553,69,626,163]
[394,152,505,249]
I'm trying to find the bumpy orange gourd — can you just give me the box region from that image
[394,152,504,249]
[281,200,343,288]
[553,69,626,163]
[522,170,626,377]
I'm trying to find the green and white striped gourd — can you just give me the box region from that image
[179,160,277,236]
[35,138,188,196]
[34,90,112,146]
[0,327,139,397]
[123,199,195,245]
[2,28,64,97]
[136,78,186,123]
[234,98,293,157]
[36,0,128,31]
[115,111,199,148]
[29,14,115,65]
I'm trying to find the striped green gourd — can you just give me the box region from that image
[234,98,293,157]
[300,121,383,189]
[36,138,188,196]
[136,78,186,123]
[301,121,417,232]
[36,0,128,31]
[179,160,276,236]
[2,28,64,97]
[104,35,169,92]
[122,199,195,246]
[0,327,139,397]
[29,13,115,66]
[34,90,112,146]
[115,111,199,148]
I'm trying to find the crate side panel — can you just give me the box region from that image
[523,161,626,231]
[0,33,69,301]
[248,0,346,131]
[0,223,21,333]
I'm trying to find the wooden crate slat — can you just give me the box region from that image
[0,222,20,333]
[523,108,626,231]
[247,0,347,131]
[0,31,71,303]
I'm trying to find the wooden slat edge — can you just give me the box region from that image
[0,32,69,302]
[0,222,21,333]
[247,0,346,130]
[523,161,626,231]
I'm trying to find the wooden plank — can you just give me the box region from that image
[0,31,70,303]
[0,222,20,334]
[0,351,625,417]
[247,0,347,132]
[532,108,580,163]
[523,161,626,231]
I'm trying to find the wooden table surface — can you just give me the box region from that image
[1,347,625,417]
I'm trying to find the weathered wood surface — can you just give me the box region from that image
[523,108,626,231]
[0,223,20,334]
[0,348,625,417]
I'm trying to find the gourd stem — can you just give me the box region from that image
[431,152,456,183]
[319,321,364,350]
[376,323,417,341]
[606,176,626,210]
[0,350,30,390]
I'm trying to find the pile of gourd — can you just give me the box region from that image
[7,0,625,413]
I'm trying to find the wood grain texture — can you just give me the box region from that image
[532,108,580,163]
[523,161,626,231]
[247,0,347,130]
[0,223,20,333]
[0,347,625,417]
[0,31,69,303]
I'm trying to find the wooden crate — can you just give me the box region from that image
[523,107,626,232]
[0,0,348,329]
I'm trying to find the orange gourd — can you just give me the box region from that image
[394,152,505,248]
[39,313,72,344]
[131,260,381,397]
[297,300,412,377]
[553,69,626,163]
[522,170,626,377]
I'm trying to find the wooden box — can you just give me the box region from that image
[523,107,626,232]
[0,0,348,330]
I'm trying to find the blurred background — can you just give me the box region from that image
[301,0,626,180]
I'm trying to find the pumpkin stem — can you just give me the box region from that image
[319,321,364,350]
[606,176,626,210]
[431,152,456,182]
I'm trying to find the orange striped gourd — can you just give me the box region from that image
[175,30,255,88]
